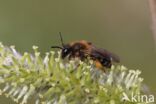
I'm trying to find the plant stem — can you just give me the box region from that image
[148,0,156,47]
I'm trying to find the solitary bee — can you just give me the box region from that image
[51,32,92,60]
[51,33,120,70]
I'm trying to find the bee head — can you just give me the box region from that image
[61,44,72,59]
[51,32,72,59]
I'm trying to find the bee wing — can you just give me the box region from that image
[91,47,120,63]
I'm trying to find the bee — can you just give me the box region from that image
[51,33,120,70]
[51,32,92,60]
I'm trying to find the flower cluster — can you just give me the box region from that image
[0,43,146,104]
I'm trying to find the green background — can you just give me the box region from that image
[0,0,155,103]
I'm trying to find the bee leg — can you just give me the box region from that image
[68,54,72,60]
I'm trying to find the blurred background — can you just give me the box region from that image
[0,0,155,103]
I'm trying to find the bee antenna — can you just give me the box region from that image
[59,32,64,47]
[51,46,63,49]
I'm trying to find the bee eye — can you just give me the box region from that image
[64,49,68,53]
